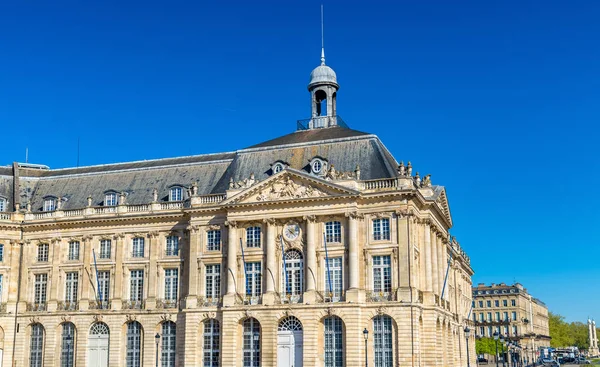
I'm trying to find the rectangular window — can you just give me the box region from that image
[325,257,343,301]
[100,239,111,259]
[495,312,500,321]
[132,238,145,257]
[98,271,110,307]
[245,262,262,300]
[512,325,518,335]
[164,269,179,301]
[169,187,182,201]
[503,312,509,321]
[207,230,221,251]
[166,236,179,256]
[372,218,390,241]
[37,244,49,262]
[205,264,221,299]
[43,198,56,211]
[512,311,517,321]
[130,270,144,302]
[511,299,516,307]
[495,300,499,307]
[65,272,79,303]
[372,255,392,293]
[487,326,493,337]
[503,325,508,335]
[486,300,491,307]
[105,193,117,206]
[325,221,342,243]
[68,241,80,260]
[479,313,484,322]
[503,299,508,307]
[479,327,485,337]
[487,312,492,322]
[472,300,476,308]
[0,244,4,262]
[34,273,48,305]
[246,226,261,248]
[479,300,483,308]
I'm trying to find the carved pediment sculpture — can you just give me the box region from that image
[256,176,326,202]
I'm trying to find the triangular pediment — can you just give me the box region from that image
[223,169,359,205]
[435,188,452,226]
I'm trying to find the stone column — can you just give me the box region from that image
[79,235,93,310]
[423,223,433,293]
[48,237,61,311]
[396,211,411,302]
[263,218,277,305]
[185,225,200,308]
[346,212,364,302]
[594,320,598,349]
[438,234,446,300]
[223,221,238,306]
[112,233,125,309]
[303,215,317,303]
[431,229,439,297]
[146,231,159,309]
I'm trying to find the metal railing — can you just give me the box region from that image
[89,300,111,310]
[165,249,180,257]
[316,290,345,303]
[156,299,179,309]
[280,293,302,304]
[26,302,47,312]
[58,301,79,311]
[297,115,348,130]
[123,300,145,310]
[366,289,397,302]
[198,296,222,307]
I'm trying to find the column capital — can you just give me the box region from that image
[51,237,62,244]
[82,235,93,242]
[302,215,317,223]
[113,233,125,240]
[187,224,200,233]
[345,211,364,220]
[262,218,277,225]
[224,220,238,228]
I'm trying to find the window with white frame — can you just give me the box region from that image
[65,272,79,304]
[169,187,182,202]
[503,325,509,335]
[324,316,344,367]
[203,319,220,367]
[479,313,484,322]
[495,312,500,321]
[207,230,221,251]
[104,192,117,206]
[245,262,262,299]
[511,299,516,307]
[0,243,4,262]
[126,321,142,367]
[324,257,343,301]
[503,312,509,321]
[164,269,178,301]
[246,226,261,248]
[487,326,493,336]
[161,321,176,367]
[61,322,75,367]
[512,311,517,321]
[205,264,221,300]
[512,325,518,335]
[487,312,492,322]
[503,299,508,307]
[372,255,391,294]
[68,241,80,260]
[30,324,44,367]
[43,198,56,211]
[325,221,342,243]
[37,243,49,262]
[372,218,390,241]
[243,318,261,367]
[166,236,179,256]
[132,237,144,257]
[100,239,111,259]
[34,273,48,306]
[98,271,110,307]
[130,270,144,302]
[479,326,485,337]
[283,250,303,301]
[373,315,393,367]
[0,198,6,212]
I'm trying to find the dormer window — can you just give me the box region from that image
[273,162,285,174]
[309,157,328,176]
[43,197,57,212]
[104,192,118,206]
[0,197,6,212]
[169,187,183,202]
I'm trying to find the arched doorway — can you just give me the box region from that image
[88,322,109,367]
[277,316,303,367]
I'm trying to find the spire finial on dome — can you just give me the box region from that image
[321,4,326,66]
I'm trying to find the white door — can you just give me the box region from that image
[88,323,109,367]
[0,348,3,367]
[277,330,303,367]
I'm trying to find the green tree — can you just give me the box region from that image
[476,337,498,356]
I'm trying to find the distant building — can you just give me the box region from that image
[472,282,551,360]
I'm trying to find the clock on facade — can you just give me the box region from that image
[283,222,301,241]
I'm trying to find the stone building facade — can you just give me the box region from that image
[472,282,551,360]
[0,54,475,367]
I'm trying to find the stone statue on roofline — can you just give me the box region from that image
[398,161,406,177]
[422,174,432,187]
[414,172,421,187]
[407,161,413,176]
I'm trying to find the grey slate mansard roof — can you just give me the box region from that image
[1,126,400,212]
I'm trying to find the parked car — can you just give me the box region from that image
[540,358,560,367]
[477,357,488,364]
[577,359,591,365]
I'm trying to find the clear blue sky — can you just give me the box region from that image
[1,1,598,323]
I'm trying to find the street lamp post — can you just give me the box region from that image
[500,334,506,367]
[465,327,471,367]
[494,331,500,367]
[363,328,369,367]
[155,333,161,367]
[66,334,73,367]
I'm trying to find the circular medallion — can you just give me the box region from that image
[283,222,301,241]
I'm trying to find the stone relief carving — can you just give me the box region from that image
[125,314,137,322]
[202,312,217,321]
[255,177,326,202]
[93,314,103,323]
[229,173,257,190]
[324,164,359,180]
[160,314,172,322]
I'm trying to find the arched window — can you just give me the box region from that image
[126,321,143,367]
[61,322,75,367]
[243,318,261,367]
[278,316,302,331]
[324,316,343,367]
[169,187,182,202]
[90,322,110,335]
[30,323,44,367]
[0,197,6,212]
[373,316,393,367]
[161,321,176,367]
[283,250,303,302]
[203,319,220,367]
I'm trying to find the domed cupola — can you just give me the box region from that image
[307,47,340,129]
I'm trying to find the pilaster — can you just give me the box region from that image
[112,233,125,310]
[146,231,159,309]
[223,221,238,306]
[185,225,200,308]
[303,215,317,303]
[263,218,277,305]
[79,235,93,310]
[346,211,364,302]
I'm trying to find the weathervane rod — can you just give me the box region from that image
[321,4,325,65]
